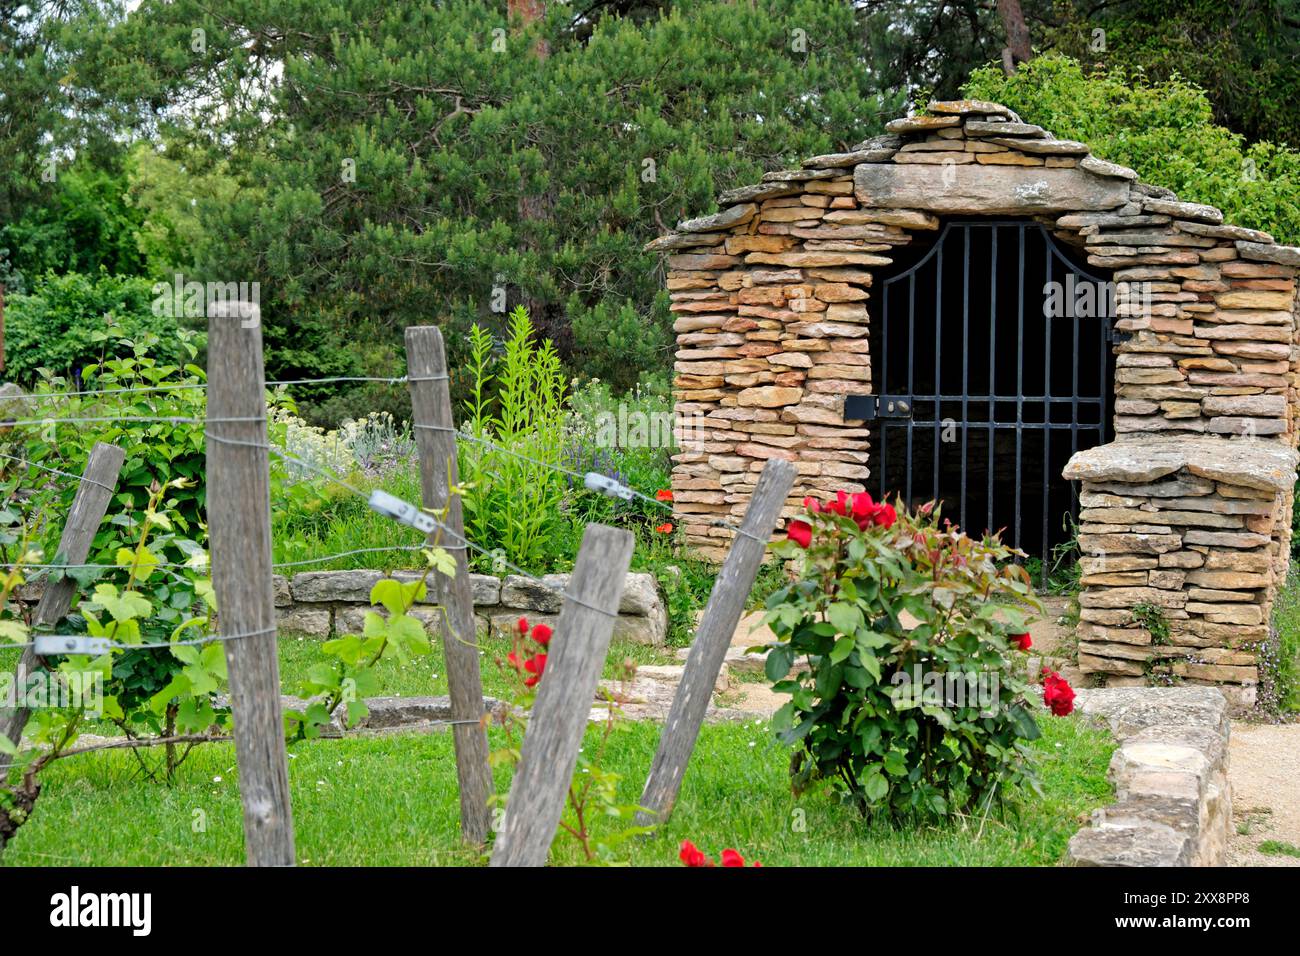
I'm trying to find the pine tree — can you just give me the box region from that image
[90,0,900,396]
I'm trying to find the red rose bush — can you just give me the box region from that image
[763,492,1074,820]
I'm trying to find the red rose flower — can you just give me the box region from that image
[656,489,674,502]
[679,840,710,867]
[1011,632,1032,651]
[802,496,822,513]
[851,491,875,524]
[873,502,897,529]
[523,653,548,688]
[826,490,849,516]
[720,848,746,867]
[786,519,812,548]
[1042,668,1075,717]
[517,616,529,635]
[656,522,674,534]
[530,623,553,647]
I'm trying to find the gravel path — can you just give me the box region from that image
[1228,722,1300,866]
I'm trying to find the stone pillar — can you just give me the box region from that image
[1064,438,1297,707]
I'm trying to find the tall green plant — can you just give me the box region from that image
[460,306,568,573]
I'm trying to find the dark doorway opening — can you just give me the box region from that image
[862,219,1116,570]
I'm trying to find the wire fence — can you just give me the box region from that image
[1,373,748,653]
[3,341,796,865]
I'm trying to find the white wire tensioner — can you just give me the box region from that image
[367,489,441,534]
[583,472,635,501]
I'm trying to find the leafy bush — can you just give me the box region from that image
[762,493,1063,820]
[964,54,1300,245]
[11,330,210,576]
[0,161,149,282]
[3,272,194,386]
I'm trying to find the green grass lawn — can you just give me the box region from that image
[1,713,1114,867]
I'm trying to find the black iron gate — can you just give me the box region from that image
[850,220,1116,571]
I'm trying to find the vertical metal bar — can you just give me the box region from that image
[960,226,969,532]
[987,226,997,537]
[933,240,943,504]
[905,272,915,509]
[1014,225,1024,552]
[1101,300,1111,443]
[1071,250,1081,524]
[1041,237,1052,586]
[880,282,889,500]
[1070,260,1080,453]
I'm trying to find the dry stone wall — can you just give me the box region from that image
[1065,439,1296,703]
[269,569,667,646]
[651,98,1300,694]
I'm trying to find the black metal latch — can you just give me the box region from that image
[844,394,912,421]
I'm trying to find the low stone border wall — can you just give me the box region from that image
[1067,686,1231,866]
[272,569,668,646]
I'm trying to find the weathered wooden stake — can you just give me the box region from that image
[1,442,126,756]
[637,457,796,825]
[406,325,494,846]
[490,524,634,867]
[207,301,296,866]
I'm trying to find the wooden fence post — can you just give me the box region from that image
[637,457,796,825]
[405,325,494,846]
[207,300,296,867]
[1,442,126,756]
[490,524,634,867]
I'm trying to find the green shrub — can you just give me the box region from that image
[964,54,1300,245]
[761,493,1064,820]
[3,271,193,386]
[2,332,218,747]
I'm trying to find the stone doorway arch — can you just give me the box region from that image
[864,217,1116,568]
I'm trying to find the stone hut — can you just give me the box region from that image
[650,99,1300,702]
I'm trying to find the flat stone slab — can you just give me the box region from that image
[1063,437,1297,492]
[210,694,510,735]
[289,570,501,605]
[1068,820,1193,867]
[498,571,661,616]
[855,162,1130,215]
[1074,685,1229,738]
